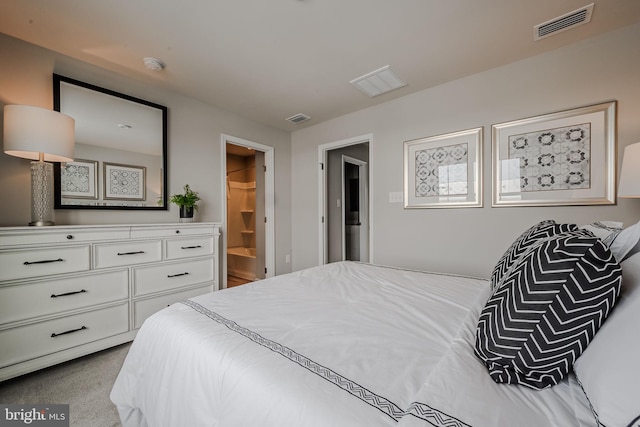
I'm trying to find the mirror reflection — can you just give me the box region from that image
[53,74,168,210]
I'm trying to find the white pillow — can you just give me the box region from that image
[579,220,622,246]
[609,220,640,262]
[573,251,640,427]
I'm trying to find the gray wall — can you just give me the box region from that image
[0,33,293,276]
[291,23,640,278]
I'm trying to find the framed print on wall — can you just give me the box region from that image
[104,162,146,201]
[60,159,98,199]
[404,127,483,208]
[492,101,616,207]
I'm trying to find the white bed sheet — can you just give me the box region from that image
[396,277,597,427]
[110,261,596,427]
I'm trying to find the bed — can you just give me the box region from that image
[111,220,640,427]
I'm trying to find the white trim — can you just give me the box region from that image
[317,133,373,266]
[221,134,275,288]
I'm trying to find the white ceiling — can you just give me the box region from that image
[1,0,639,132]
[60,81,164,156]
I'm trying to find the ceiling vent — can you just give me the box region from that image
[286,113,311,124]
[534,3,594,41]
[350,65,407,97]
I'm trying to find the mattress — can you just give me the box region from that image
[110,261,596,427]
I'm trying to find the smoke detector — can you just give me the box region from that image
[143,57,165,71]
[534,3,594,41]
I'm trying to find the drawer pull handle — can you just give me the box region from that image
[51,325,87,338]
[51,289,87,298]
[24,258,64,265]
[117,251,145,256]
[66,235,74,240]
[181,245,202,249]
[167,272,190,278]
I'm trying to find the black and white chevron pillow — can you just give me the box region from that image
[476,229,622,389]
[490,220,577,289]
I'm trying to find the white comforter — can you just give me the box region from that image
[111,261,595,427]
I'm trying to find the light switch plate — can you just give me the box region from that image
[389,192,403,203]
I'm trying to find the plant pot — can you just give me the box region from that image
[179,206,194,222]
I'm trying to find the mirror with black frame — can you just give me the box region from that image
[53,74,168,210]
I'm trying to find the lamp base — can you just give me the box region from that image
[29,220,55,227]
[30,160,55,227]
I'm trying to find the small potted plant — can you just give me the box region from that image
[170,184,200,221]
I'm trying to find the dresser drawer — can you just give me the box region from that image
[165,236,214,260]
[133,258,214,296]
[0,270,128,325]
[0,227,130,247]
[130,225,213,239]
[94,240,162,269]
[133,284,212,329]
[0,246,90,282]
[0,303,129,369]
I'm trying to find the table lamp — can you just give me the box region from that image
[3,105,75,226]
[619,142,640,199]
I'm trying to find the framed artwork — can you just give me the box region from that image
[404,127,483,208]
[60,159,98,199]
[492,101,616,207]
[103,162,146,201]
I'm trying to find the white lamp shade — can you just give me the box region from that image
[3,105,75,162]
[618,142,640,198]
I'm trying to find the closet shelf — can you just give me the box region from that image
[228,181,256,190]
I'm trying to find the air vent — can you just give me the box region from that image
[534,3,594,41]
[286,113,311,124]
[350,65,407,98]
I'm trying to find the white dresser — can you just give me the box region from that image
[0,222,221,381]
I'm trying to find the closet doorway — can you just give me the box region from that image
[222,135,275,288]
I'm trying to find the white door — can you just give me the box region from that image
[255,151,266,279]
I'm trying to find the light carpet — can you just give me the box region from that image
[0,343,130,427]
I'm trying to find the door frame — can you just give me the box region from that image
[341,155,369,262]
[318,133,373,265]
[221,134,275,288]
